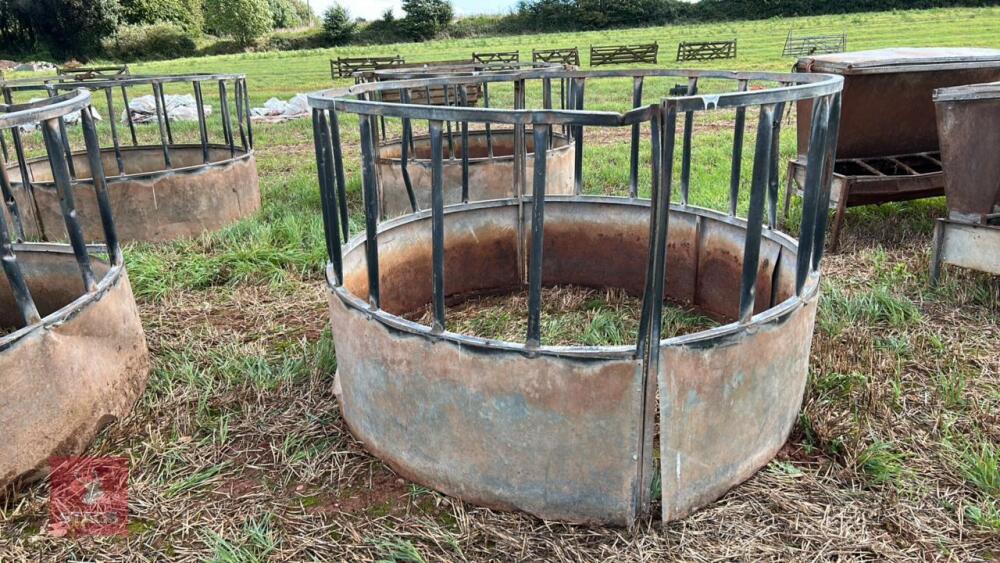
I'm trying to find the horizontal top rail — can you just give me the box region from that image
[310,68,842,121]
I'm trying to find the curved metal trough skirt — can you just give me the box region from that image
[0,244,149,488]
[7,145,260,242]
[328,198,817,525]
[377,130,575,218]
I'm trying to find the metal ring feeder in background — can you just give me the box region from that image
[310,68,843,525]
[0,73,259,243]
[0,89,149,489]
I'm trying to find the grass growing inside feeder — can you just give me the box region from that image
[405,285,718,345]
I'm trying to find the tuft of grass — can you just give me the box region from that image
[373,537,426,563]
[855,442,911,487]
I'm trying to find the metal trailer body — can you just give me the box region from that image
[789,48,1000,250]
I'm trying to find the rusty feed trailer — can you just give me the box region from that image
[0,73,259,243]
[930,82,1000,282]
[787,48,1000,250]
[0,90,149,489]
[309,67,843,525]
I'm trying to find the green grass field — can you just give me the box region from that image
[1,6,999,561]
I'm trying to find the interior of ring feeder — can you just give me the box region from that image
[0,245,149,488]
[378,129,575,217]
[328,198,818,525]
[6,143,259,242]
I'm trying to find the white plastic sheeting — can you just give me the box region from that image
[250,94,309,122]
[122,94,212,124]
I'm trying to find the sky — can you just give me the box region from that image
[306,0,515,21]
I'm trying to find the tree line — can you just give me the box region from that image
[1,0,996,61]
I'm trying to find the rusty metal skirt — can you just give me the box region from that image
[6,145,259,243]
[0,244,149,488]
[328,197,817,526]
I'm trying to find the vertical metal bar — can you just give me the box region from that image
[641,106,676,380]
[219,80,235,159]
[443,86,454,159]
[429,120,446,332]
[635,113,661,356]
[542,78,553,145]
[3,88,39,228]
[152,82,172,168]
[811,92,842,271]
[0,179,39,323]
[241,77,254,150]
[767,96,787,228]
[738,104,776,324]
[40,118,96,291]
[458,86,470,203]
[514,79,527,284]
[193,81,210,164]
[572,77,585,195]
[359,114,380,308]
[0,128,8,162]
[636,106,674,515]
[329,108,349,242]
[526,124,550,347]
[679,76,698,205]
[483,82,494,158]
[104,87,125,175]
[234,79,249,152]
[629,75,645,198]
[0,150,26,241]
[399,89,418,213]
[120,84,138,146]
[313,109,343,282]
[729,79,749,216]
[46,85,77,179]
[157,81,174,145]
[80,103,120,264]
[795,96,832,295]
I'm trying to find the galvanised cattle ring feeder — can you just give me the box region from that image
[309,67,843,525]
[360,62,574,217]
[0,72,259,242]
[0,90,149,489]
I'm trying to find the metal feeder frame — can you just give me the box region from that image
[309,68,843,525]
[931,81,1000,282]
[0,73,259,242]
[0,89,149,489]
[787,48,1000,251]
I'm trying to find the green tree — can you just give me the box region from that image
[400,0,453,40]
[322,4,355,44]
[120,0,205,34]
[204,0,273,46]
[10,0,120,58]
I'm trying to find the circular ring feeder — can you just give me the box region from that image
[1,73,259,242]
[0,90,149,489]
[309,68,844,525]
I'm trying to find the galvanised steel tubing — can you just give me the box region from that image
[458,86,470,202]
[738,103,776,324]
[152,82,172,168]
[104,88,126,174]
[812,93,843,271]
[794,95,833,295]
[359,114,381,309]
